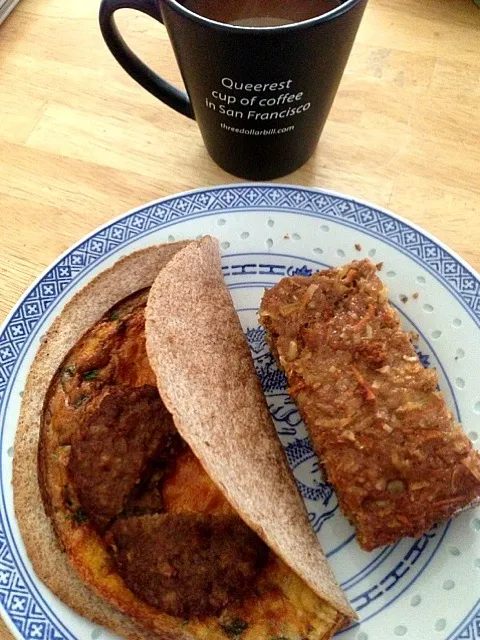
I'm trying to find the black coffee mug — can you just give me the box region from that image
[99,0,368,180]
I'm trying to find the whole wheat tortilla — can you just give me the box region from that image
[14,236,355,640]
[145,236,355,620]
[13,242,192,640]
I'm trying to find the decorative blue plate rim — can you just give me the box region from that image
[0,183,478,640]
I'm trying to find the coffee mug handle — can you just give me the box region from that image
[99,0,194,119]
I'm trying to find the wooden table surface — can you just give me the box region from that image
[0,0,479,637]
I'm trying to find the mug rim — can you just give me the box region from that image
[158,0,366,31]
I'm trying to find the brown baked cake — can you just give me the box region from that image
[259,258,480,551]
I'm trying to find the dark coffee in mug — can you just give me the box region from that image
[179,0,343,27]
[100,0,368,179]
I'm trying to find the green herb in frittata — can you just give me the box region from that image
[62,365,77,378]
[83,369,99,381]
[221,619,249,638]
[74,508,88,525]
[73,394,89,409]
[61,365,77,392]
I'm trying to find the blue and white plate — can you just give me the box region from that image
[1,184,479,640]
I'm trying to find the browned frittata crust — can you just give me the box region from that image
[260,259,480,551]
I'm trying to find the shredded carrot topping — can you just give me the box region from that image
[351,365,376,402]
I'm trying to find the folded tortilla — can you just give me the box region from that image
[13,237,355,640]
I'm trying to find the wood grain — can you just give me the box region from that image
[0,0,479,637]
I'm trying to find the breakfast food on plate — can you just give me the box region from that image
[260,259,480,551]
[14,237,355,640]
